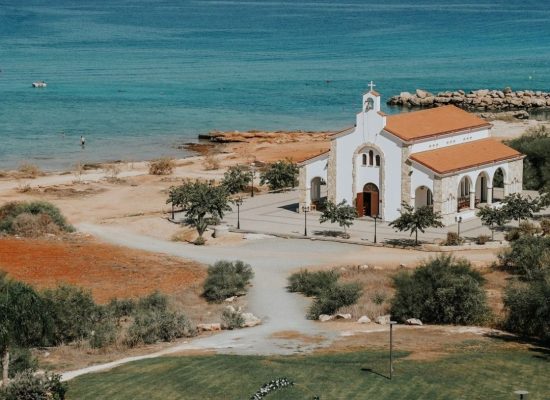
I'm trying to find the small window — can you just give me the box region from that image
[369,150,374,166]
[362,154,367,166]
[427,190,433,206]
[375,155,380,167]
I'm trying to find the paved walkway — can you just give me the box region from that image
[176,190,503,244]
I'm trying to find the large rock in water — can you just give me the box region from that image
[405,318,423,326]
[416,89,428,99]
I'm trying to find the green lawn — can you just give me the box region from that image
[69,342,549,399]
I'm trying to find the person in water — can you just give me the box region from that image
[80,135,86,147]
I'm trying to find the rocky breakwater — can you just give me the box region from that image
[388,88,550,114]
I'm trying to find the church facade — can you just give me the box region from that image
[298,88,524,225]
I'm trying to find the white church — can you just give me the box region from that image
[298,84,524,225]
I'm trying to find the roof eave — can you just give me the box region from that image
[386,123,493,144]
[410,154,524,176]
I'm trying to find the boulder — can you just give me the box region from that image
[335,313,352,320]
[224,296,236,302]
[405,318,423,326]
[416,89,429,99]
[359,264,369,270]
[503,86,512,94]
[319,314,333,322]
[474,89,489,96]
[357,316,371,324]
[420,96,434,106]
[434,96,450,104]
[375,315,391,325]
[198,323,222,331]
[399,91,412,101]
[409,96,421,106]
[241,312,261,327]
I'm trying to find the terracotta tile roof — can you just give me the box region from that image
[297,149,330,166]
[369,90,380,97]
[409,138,523,174]
[385,105,491,141]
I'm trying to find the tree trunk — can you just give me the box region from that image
[1,347,9,387]
[415,229,418,246]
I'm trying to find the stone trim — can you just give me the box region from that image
[401,145,411,206]
[327,140,338,203]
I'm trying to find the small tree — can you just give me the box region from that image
[167,180,232,243]
[221,165,251,194]
[259,160,298,191]
[389,203,443,245]
[501,193,540,224]
[319,200,358,236]
[476,206,509,240]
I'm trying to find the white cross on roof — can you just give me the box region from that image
[368,81,376,91]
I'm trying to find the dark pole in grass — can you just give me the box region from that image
[171,202,174,220]
[514,390,529,400]
[302,204,310,236]
[455,215,462,239]
[235,196,243,230]
[373,214,379,243]
[390,320,397,380]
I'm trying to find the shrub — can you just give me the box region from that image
[194,236,206,246]
[541,218,550,236]
[203,153,220,170]
[476,234,490,245]
[498,235,550,280]
[17,163,42,178]
[444,231,461,246]
[221,165,251,194]
[0,370,67,400]
[504,278,550,342]
[11,213,60,237]
[107,298,137,318]
[125,309,194,347]
[505,228,521,242]
[221,307,245,329]
[307,283,362,320]
[518,220,541,236]
[0,348,37,379]
[0,201,73,235]
[287,270,339,297]
[203,260,254,302]
[89,319,118,349]
[390,255,490,325]
[259,160,298,191]
[136,291,169,312]
[149,157,175,175]
[41,285,102,345]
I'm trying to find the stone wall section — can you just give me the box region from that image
[327,140,338,203]
[400,146,411,207]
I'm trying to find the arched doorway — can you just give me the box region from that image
[356,183,379,217]
[475,172,489,205]
[457,176,472,211]
[414,186,433,209]
[492,168,505,202]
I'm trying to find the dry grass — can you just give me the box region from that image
[17,162,43,178]
[148,157,175,175]
[202,152,221,170]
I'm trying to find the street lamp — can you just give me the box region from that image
[373,213,380,243]
[302,204,310,236]
[171,202,175,220]
[455,215,462,239]
[389,320,397,380]
[514,390,529,400]
[250,163,256,197]
[234,196,243,230]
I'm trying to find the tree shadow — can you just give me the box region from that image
[313,230,349,239]
[384,238,420,248]
[278,202,300,212]
[484,332,550,361]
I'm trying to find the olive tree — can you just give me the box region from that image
[389,203,443,245]
[476,206,509,240]
[221,165,251,194]
[167,180,232,244]
[501,193,540,223]
[259,160,298,191]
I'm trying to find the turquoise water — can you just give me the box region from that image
[1,0,550,170]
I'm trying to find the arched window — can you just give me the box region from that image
[362,154,367,166]
[375,155,380,167]
[369,150,374,166]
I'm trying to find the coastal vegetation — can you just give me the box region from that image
[203,260,254,303]
[0,201,73,237]
[390,255,490,325]
[221,164,252,194]
[259,160,298,191]
[148,157,175,175]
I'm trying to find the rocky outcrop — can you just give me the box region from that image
[388,88,550,114]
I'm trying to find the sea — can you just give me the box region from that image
[1,0,550,171]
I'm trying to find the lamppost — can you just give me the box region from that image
[389,320,397,380]
[250,163,256,197]
[373,213,380,243]
[514,390,529,400]
[302,204,310,236]
[234,196,243,230]
[171,202,175,220]
[455,215,463,239]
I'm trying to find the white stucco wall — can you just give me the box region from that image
[410,163,434,203]
[410,127,490,154]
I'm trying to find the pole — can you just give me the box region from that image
[389,320,396,380]
[458,219,461,238]
[237,203,240,230]
[171,203,174,220]
[250,166,255,197]
[304,207,308,236]
[374,216,377,243]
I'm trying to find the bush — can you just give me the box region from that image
[518,220,541,236]
[11,212,61,237]
[107,298,137,318]
[125,309,194,347]
[504,278,550,342]
[476,234,490,245]
[259,160,298,191]
[498,235,550,280]
[203,260,254,302]
[307,283,362,320]
[0,370,67,400]
[390,255,490,325]
[41,285,102,345]
[505,228,521,242]
[0,348,37,379]
[541,218,550,236]
[287,270,339,297]
[0,201,73,235]
[194,236,206,246]
[17,163,42,178]
[149,157,175,175]
[444,231,461,246]
[221,307,245,329]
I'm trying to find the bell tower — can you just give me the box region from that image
[362,81,381,113]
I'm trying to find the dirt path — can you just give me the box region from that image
[61,224,499,381]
